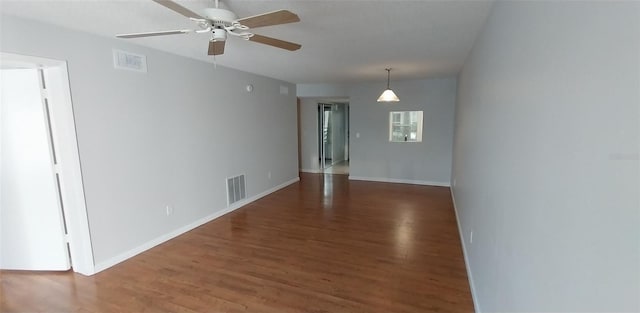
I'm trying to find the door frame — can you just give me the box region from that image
[318,103,334,169]
[1,52,94,275]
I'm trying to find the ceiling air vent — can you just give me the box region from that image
[226,174,246,205]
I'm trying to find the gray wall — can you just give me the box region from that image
[1,15,299,266]
[349,78,456,185]
[331,104,347,163]
[452,1,639,312]
[299,97,322,172]
[298,78,456,184]
[297,83,350,98]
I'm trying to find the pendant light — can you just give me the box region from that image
[377,68,400,102]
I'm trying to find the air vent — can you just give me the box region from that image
[112,49,147,73]
[226,174,246,205]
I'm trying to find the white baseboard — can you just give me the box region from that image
[450,188,480,313]
[92,177,300,274]
[299,168,321,173]
[348,175,450,187]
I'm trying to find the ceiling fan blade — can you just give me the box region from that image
[249,34,301,51]
[236,10,300,29]
[116,30,192,38]
[152,0,204,19]
[208,40,226,55]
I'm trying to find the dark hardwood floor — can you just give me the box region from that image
[1,173,473,313]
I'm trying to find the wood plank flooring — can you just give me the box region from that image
[1,173,473,313]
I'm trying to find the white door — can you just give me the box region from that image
[0,68,71,270]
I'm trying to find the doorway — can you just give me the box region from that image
[317,102,349,175]
[318,103,332,169]
[0,53,94,274]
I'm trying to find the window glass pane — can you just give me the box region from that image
[392,112,401,123]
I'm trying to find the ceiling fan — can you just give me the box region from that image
[116,0,301,56]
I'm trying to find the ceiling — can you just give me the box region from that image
[0,0,494,84]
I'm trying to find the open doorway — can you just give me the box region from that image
[297,97,350,175]
[317,102,349,175]
[0,53,94,275]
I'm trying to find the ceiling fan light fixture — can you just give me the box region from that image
[212,28,227,41]
[377,68,399,102]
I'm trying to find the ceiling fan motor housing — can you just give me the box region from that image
[203,8,237,28]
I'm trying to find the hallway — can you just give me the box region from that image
[323,160,349,175]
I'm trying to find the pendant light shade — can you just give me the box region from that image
[377,89,400,102]
[377,68,399,102]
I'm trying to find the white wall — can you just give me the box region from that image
[349,78,456,186]
[452,1,639,312]
[1,15,299,269]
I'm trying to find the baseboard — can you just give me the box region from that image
[300,168,321,173]
[93,206,236,274]
[450,188,480,313]
[93,177,300,274]
[228,177,300,209]
[348,175,450,187]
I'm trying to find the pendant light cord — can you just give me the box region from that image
[385,68,391,89]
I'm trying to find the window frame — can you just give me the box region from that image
[388,111,423,143]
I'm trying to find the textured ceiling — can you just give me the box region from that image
[0,0,494,84]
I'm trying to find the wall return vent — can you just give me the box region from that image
[226,174,246,205]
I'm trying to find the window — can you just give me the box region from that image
[389,111,423,142]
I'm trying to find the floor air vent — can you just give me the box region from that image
[227,174,246,205]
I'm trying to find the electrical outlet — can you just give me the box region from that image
[470,231,473,244]
[166,205,173,216]
[268,171,272,179]
[453,178,456,187]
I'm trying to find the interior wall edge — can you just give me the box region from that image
[451,187,480,313]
